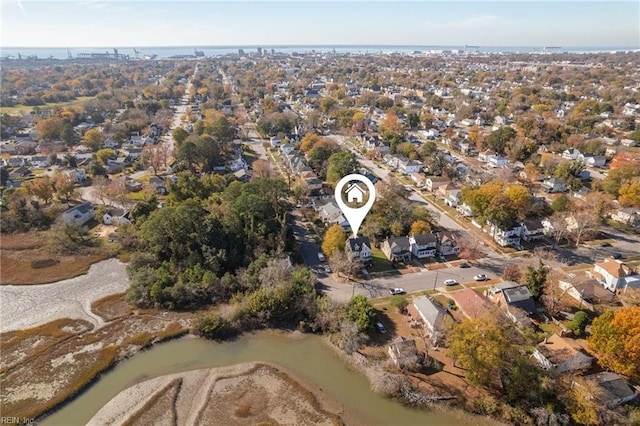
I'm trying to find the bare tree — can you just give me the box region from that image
[548,212,569,248]
[567,209,598,247]
[252,159,274,178]
[141,143,168,176]
[106,178,129,208]
[457,232,485,263]
[92,176,111,205]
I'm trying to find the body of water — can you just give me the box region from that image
[1,45,637,60]
[41,332,498,426]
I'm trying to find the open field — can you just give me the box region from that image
[0,232,111,285]
[0,96,95,115]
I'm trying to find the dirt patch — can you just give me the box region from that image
[0,310,192,421]
[92,293,134,321]
[1,235,110,285]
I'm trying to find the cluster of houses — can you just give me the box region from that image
[400,274,638,408]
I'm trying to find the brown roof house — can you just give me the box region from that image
[533,334,593,374]
[451,288,492,319]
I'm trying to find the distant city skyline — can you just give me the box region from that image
[1,1,638,48]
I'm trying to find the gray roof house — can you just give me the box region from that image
[583,372,638,408]
[61,202,95,226]
[381,236,412,262]
[409,296,449,345]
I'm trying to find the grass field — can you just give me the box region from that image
[0,96,96,115]
[369,247,392,272]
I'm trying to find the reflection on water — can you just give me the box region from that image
[41,332,497,426]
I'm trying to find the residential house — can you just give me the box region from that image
[580,155,606,168]
[388,338,420,370]
[408,296,449,345]
[590,258,640,292]
[425,176,451,192]
[611,208,640,227]
[444,189,462,207]
[533,334,593,373]
[227,157,247,172]
[383,154,400,169]
[557,278,616,307]
[103,138,118,149]
[478,150,496,163]
[521,218,545,243]
[61,202,95,226]
[269,137,281,148]
[317,201,350,231]
[582,372,638,408]
[305,178,323,190]
[148,176,166,193]
[486,281,536,327]
[8,165,32,180]
[411,172,426,188]
[451,288,492,319]
[103,207,131,225]
[437,231,460,256]
[542,178,567,193]
[280,143,295,155]
[381,236,412,262]
[409,234,437,258]
[435,183,456,201]
[398,158,422,175]
[346,237,372,262]
[489,222,522,248]
[562,148,581,160]
[4,157,26,167]
[456,203,474,217]
[488,155,508,168]
[62,168,87,184]
[29,156,48,168]
[233,169,251,182]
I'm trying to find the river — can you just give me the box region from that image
[41,332,497,426]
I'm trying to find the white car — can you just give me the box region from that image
[443,279,458,286]
[389,287,406,295]
[474,274,489,281]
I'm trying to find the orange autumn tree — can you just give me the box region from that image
[589,307,640,380]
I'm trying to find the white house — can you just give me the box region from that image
[409,296,449,345]
[103,207,131,225]
[489,222,522,248]
[591,258,640,292]
[269,137,281,148]
[521,218,545,242]
[398,158,422,175]
[62,168,87,184]
[611,208,640,227]
[582,372,638,408]
[488,155,508,168]
[409,234,437,258]
[444,189,462,208]
[542,178,567,193]
[562,148,581,160]
[280,143,295,155]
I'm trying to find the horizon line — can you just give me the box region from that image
[3,44,639,49]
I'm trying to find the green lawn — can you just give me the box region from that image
[0,96,95,115]
[369,247,392,272]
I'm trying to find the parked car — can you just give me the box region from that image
[474,274,489,281]
[317,253,325,262]
[375,322,387,334]
[611,253,622,259]
[389,287,406,295]
[600,242,612,247]
[444,279,458,286]
[459,263,471,268]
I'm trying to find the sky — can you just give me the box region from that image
[1,0,638,48]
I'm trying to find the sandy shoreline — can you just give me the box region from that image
[0,258,129,333]
[88,361,344,426]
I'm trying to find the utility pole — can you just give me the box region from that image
[433,269,439,290]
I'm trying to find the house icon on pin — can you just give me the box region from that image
[345,183,365,204]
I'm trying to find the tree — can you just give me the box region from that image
[566,377,601,425]
[60,122,76,145]
[486,126,516,155]
[502,264,521,283]
[172,127,189,146]
[589,307,640,380]
[551,194,571,213]
[322,225,346,257]
[390,296,408,314]
[95,148,114,166]
[83,128,104,152]
[345,294,376,332]
[142,143,168,176]
[618,177,640,207]
[523,162,539,187]
[485,193,518,231]
[36,117,64,142]
[448,317,506,387]
[410,220,431,235]
[53,173,77,203]
[523,260,548,299]
[326,151,357,185]
[570,311,589,337]
[26,176,54,205]
[567,209,597,247]
[406,112,420,129]
[252,159,274,178]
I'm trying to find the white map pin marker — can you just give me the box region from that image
[335,174,376,238]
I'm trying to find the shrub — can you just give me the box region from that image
[390,296,408,313]
[570,311,589,336]
[193,312,232,339]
